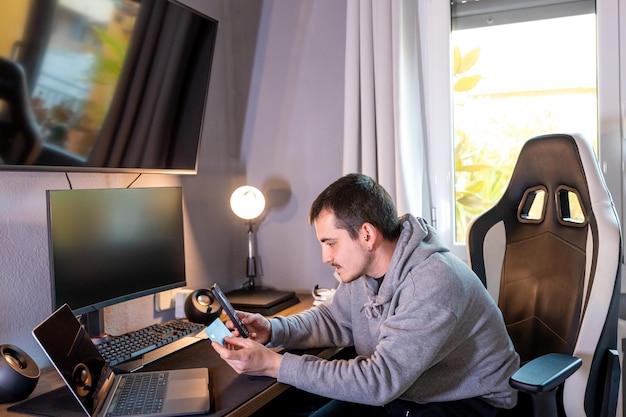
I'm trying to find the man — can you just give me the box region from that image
[212,173,519,416]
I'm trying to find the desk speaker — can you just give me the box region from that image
[0,344,40,403]
[184,289,221,325]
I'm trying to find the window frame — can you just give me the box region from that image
[425,0,623,268]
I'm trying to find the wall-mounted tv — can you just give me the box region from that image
[0,0,218,174]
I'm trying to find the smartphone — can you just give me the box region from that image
[210,284,249,338]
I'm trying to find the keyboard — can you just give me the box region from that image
[108,371,168,416]
[97,319,206,371]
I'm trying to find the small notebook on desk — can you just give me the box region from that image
[226,288,300,315]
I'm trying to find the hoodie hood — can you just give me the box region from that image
[361,214,450,318]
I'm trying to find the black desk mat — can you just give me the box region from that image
[9,339,275,417]
[141,339,277,416]
[8,385,84,417]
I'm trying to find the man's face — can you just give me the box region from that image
[313,209,371,283]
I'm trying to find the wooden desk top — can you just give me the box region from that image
[1,293,333,417]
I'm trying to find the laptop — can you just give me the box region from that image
[32,304,211,417]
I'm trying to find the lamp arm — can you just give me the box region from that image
[247,221,255,258]
[246,221,258,287]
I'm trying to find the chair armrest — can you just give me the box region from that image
[510,353,582,393]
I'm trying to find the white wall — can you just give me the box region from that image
[0,0,348,367]
[234,0,347,293]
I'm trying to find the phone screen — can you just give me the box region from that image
[210,284,249,338]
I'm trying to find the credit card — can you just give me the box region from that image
[205,317,232,345]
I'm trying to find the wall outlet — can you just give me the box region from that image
[174,289,194,319]
[154,289,176,312]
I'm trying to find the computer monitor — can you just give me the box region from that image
[46,186,186,334]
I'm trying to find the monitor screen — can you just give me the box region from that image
[0,1,218,174]
[46,186,186,316]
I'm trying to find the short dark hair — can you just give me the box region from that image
[309,173,402,240]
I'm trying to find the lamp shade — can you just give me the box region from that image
[230,186,265,220]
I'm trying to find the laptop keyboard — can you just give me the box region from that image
[97,319,205,367]
[108,371,168,416]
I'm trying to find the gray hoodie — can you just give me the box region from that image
[270,215,519,409]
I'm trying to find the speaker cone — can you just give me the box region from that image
[4,350,26,370]
[184,289,222,324]
[0,344,40,403]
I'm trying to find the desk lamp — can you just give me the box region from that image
[227,184,300,314]
[230,185,265,289]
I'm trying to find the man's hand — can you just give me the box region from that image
[211,336,282,378]
[225,311,272,344]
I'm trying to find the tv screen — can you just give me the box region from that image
[0,0,217,174]
[46,186,187,316]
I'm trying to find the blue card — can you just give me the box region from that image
[205,318,232,345]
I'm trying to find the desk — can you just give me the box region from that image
[1,294,338,417]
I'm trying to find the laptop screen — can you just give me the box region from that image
[32,304,112,416]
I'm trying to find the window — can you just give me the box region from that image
[450,0,597,243]
[420,0,626,262]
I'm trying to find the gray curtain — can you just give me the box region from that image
[88,1,214,170]
[343,0,430,217]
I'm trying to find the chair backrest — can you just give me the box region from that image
[467,133,621,416]
[0,56,42,164]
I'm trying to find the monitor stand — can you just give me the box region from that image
[79,309,105,338]
[226,286,300,316]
